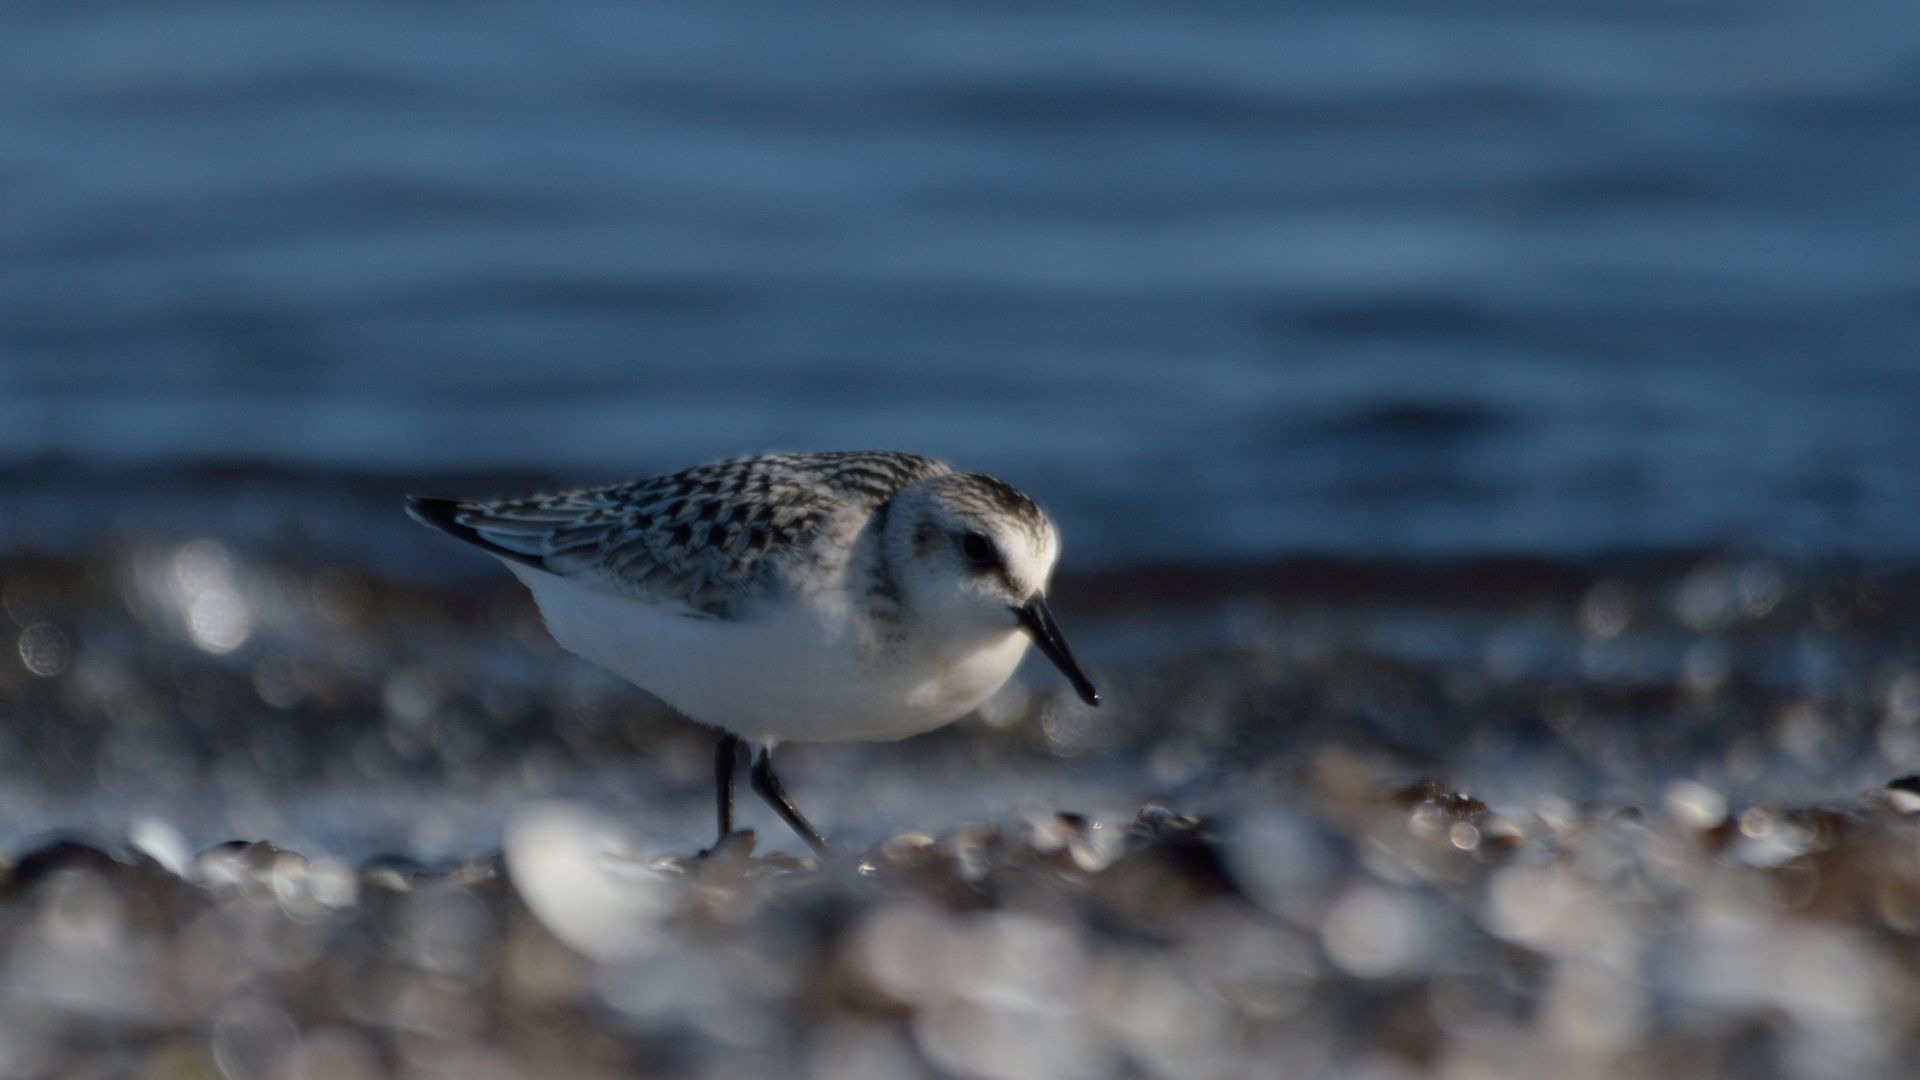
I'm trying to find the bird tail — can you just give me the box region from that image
[404,496,549,569]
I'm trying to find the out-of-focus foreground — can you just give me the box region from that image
[4,542,1920,1079]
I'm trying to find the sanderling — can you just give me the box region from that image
[407,451,1098,856]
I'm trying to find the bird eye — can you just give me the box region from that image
[960,531,999,568]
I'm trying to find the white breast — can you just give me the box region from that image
[504,559,1031,744]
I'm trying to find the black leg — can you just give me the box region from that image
[749,746,829,857]
[715,733,743,843]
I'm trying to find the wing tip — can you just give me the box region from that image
[405,495,549,570]
[405,495,461,531]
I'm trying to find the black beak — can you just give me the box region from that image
[1013,595,1099,707]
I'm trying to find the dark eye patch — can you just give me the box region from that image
[960,531,1000,569]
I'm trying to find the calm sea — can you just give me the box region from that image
[3,0,1919,568]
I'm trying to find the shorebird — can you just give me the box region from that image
[408,451,1098,856]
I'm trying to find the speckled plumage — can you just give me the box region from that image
[425,451,1051,618]
[408,450,1095,854]
[433,452,938,612]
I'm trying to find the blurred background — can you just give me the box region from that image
[5,0,1919,566]
[4,3,1920,1078]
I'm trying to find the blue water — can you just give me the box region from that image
[3,0,1920,566]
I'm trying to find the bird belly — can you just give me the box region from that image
[505,561,1031,744]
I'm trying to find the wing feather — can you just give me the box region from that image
[407,451,950,615]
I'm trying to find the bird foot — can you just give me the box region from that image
[696,829,757,863]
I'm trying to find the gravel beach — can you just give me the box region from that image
[3,540,1919,1079]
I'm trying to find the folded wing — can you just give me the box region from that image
[407,451,950,616]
